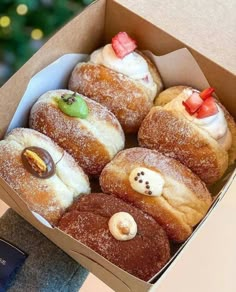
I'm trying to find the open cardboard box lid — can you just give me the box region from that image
[0,0,235,291]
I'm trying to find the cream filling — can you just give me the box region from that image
[166,88,232,151]
[129,167,165,197]
[108,212,137,241]
[90,44,157,100]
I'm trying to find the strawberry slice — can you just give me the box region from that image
[112,32,137,58]
[196,96,218,119]
[182,92,203,114]
[199,87,215,100]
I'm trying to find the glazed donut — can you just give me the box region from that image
[68,32,163,133]
[100,148,212,242]
[29,89,125,176]
[0,128,90,225]
[57,193,170,281]
[139,86,236,184]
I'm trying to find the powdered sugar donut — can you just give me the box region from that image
[0,128,90,225]
[68,32,163,133]
[139,86,236,184]
[29,89,125,176]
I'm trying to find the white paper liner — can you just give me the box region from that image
[145,49,210,89]
[7,53,88,132]
[32,211,53,228]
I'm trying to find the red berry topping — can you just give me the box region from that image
[196,96,219,119]
[199,87,215,100]
[182,92,204,115]
[111,32,137,58]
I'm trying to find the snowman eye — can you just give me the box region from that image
[129,167,165,197]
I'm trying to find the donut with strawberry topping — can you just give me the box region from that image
[139,86,236,184]
[68,32,163,133]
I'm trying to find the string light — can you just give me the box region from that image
[31,28,44,40]
[0,16,11,28]
[16,4,28,16]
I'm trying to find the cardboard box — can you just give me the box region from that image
[0,0,235,291]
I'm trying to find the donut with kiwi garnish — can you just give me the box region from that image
[99,147,212,242]
[138,86,236,184]
[57,193,170,281]
[68,32,163,133]
[0,128,90,225]
[29,89,125,176]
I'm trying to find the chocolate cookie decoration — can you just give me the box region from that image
[57,92,89,118]
[21,147,55,179]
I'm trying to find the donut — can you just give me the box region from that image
[0,128,90,225]
[57,193,170,281]
[29,89,125,176]
[139,86,236,184]
[99,148,212,242]
[68,32,163,133]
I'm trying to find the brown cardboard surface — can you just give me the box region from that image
[0,0,236,291]
[114,0,236,75]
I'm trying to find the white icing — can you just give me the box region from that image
[90,44,157,100]
[168,89,232,151]
[129,167,165,197]
[108,212,137,241]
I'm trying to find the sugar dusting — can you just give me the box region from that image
[138,104,229,184]
[99,148,212,240]
[68,63,154,133]
[58,193,170,281]
[0,128,90,224]
[30,90,124,175]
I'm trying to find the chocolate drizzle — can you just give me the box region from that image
[21,146,55,179]
[61,92,77,105]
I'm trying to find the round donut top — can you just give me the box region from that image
[30,89,125,161]
[58,193,170,281]
[0,128,90,211]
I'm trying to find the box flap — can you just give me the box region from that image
[114,0,236,76]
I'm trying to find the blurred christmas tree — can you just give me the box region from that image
[0,0,93,85]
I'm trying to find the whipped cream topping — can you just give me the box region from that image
[129,167,165,197]
[171,88,232,151]
[90,44,157,100]
[108,212,137,241]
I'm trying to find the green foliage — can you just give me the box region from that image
[0,0,93,85]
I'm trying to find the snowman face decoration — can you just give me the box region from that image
[129,167,165,197]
